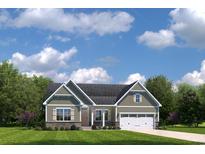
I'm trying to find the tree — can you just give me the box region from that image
[178,89,203,127]
[145,75,174,124]
[198,84,205,120]
[0,61,52,126]
[0,61,20,124]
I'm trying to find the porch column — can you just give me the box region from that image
[102,110,105,127]
[91,109,94,126]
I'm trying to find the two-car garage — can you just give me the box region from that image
[120,113,155,130]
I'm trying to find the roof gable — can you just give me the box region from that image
[114,81,162,107]
[43,83,87,106]
[43,80,161,106]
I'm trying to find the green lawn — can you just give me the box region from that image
[0,127,201,145]
[165,123,205,135]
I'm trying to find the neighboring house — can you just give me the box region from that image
[43,80,162,130]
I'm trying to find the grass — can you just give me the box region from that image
[0,127,202,145]
[165,123,205,134]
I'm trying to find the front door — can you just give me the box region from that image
[81,108,89,126]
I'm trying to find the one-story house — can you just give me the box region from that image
[43,80,161,130]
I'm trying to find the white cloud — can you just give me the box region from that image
[23,70,69,83]
[9,46,113,83]
[138,29,175,49]
[138,9,205,49]
[47,35,70,42]
[170,8,205,48]
[10,47,77,82]
[11,46,77,72]
[179,60,205,86]
[69,67,112,83]
[1,9,134,36]
[122,73,146,84]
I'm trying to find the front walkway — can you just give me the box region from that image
[128,129,205,143]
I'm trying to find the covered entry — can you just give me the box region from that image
[120,113,155,130]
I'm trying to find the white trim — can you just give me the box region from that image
[91,109,94,126]
[79,106,82,122]
[115,106,118,122]
[45,105,47,122]
[130,90,145,92]
[133,93,142,103]
[138,82,162,107]
[102,111,105,127]
[63,84,87,107]
[157,107,160,122]
[55,107,73,122]
[55,107,73,109]
[114,81,162,107]
[117,106,158,108]
[54,94,72,96]
[47,104,81,106]
[43,83,86,106]
[66,80,96,105]
[94,105,116,107]
[114,81,139,105]
[119,112,156,115]
[43,83,64,105]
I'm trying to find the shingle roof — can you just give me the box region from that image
[45,81,137,105]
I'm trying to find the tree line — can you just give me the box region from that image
[0,61,52,127]
[146,75,205,127]
[0,61,205,127]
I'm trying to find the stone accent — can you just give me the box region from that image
[46,122,81,129]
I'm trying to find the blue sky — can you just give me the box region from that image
[1,8,205,85]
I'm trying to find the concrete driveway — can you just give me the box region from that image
[128,129,205,143]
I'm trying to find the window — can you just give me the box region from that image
[129,114,137,117]
[135,93,141,103]
[104,110,108,121]
[96,110,102,121]
[95,110,109,121]
[57,108,71,121]
[121,114,129,118]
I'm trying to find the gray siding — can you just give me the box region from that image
[48,96,80,105]
[131,83,144,91]
[55,86,71,94]
[117,107,157,113]
[118,92,157,106]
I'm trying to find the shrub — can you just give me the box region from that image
[17,111,36,127]
[34,126,42,130]
[112,126,116,130]
[65,127,70,130]
[76,127,80,130]
[102,126,107,130]
[116,127,121,130]
[98,126,102,130]
[108,126,112,129]
[70,124,77,130]
[91,125,97,130]
[54,127,58,131]
[46,127,53,131]
[60,126,64,131]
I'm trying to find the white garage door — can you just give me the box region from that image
[120,114,154,130]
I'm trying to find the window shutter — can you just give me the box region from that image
[53,108,56,121]
[140,95,142,102]
[71,109,74,121]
